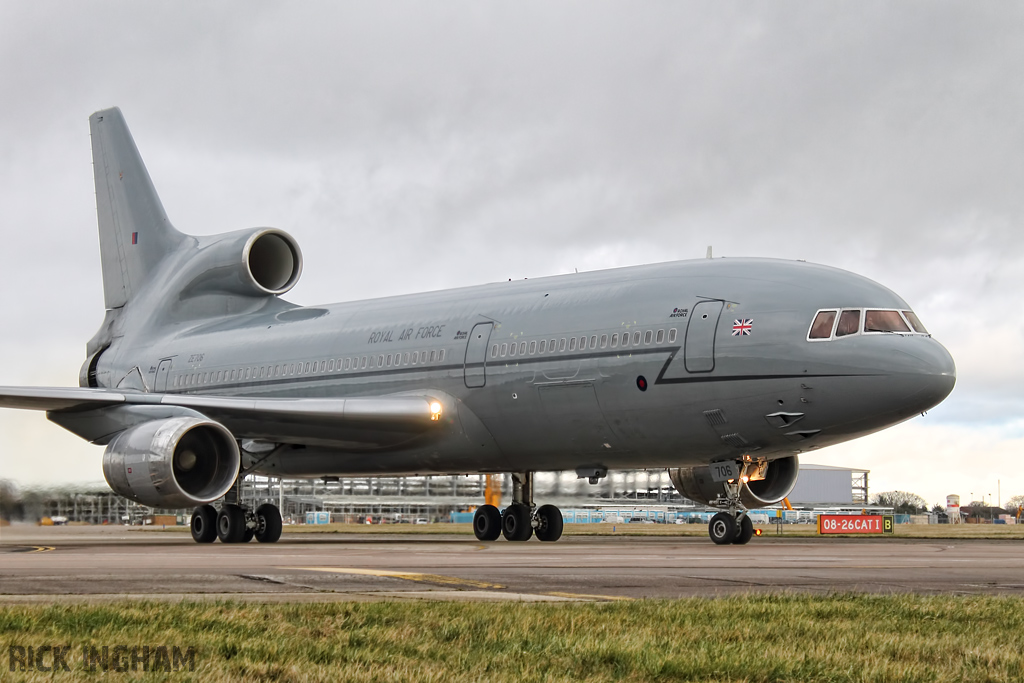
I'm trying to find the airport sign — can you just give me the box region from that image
[818,514,895,535]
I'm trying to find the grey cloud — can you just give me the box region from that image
[1,2,1022,485]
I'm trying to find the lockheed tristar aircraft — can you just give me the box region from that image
[0,108,956,546]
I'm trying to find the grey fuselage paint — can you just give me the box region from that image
[91,256,956,479]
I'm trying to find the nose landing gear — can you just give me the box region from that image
[709,511,754,545]
[708,475,755,546]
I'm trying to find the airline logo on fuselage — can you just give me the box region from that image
[670,307,689,318]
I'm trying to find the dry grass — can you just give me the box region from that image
[2,595,1023,682]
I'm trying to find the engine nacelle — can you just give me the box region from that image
[180,228,303,300]
[669,455,800,508]
[102,417,240,508]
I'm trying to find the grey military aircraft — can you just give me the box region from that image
[0,108,955,546]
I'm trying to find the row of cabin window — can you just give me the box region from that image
[174,348,448,388]
[490,328,678,360]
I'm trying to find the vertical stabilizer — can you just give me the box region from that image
[90,108,184,309]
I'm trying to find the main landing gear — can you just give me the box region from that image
[472,472,564,543]
[190,503,282,544]
[708,475,754,546]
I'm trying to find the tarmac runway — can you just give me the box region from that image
[2,525,1022,603]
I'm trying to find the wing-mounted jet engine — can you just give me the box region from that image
[669,455,799,545]
[102,416,240,508]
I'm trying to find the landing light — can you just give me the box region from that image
[741,475,750,483]
[754,529,763,537]
[429,401,442,421]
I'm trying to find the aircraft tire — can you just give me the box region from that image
[255,504,283,543]
[190,505,217,543]
[502,503,533,541]
[708,512,737,545]
[732,515,754,545]
[217,504,247,543]
[535,504,563,542]
[473,504,502,541]
[243,526,256,543]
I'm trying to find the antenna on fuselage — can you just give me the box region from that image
[706,246,713,259]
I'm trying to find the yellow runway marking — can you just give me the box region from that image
[31,546,55,553]
[289,567,504,590]
[542,591,633,602]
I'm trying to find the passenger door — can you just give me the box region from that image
[463,323,493,388]
[684,301,723,372]
[155,358,173,392]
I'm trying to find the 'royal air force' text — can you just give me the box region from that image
[368,325,446,345]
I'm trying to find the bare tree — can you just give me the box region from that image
[1005,494,1024,513]
[0,479,23,522]
[870,491,928,515]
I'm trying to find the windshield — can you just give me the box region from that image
[809,310,836,339]
[903,310,928,334]
[835,310,861,337]
[865,309,911,333]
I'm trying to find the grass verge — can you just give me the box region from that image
[2,595,1023,682]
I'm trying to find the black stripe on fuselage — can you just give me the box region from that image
[163,345,876,395]
[166,346,670,394]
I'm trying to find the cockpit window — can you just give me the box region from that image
[808,307,930,341]
[865,309,910,333]
[809,310,837,339]
[902,310,928,334]
[835,309,861,337]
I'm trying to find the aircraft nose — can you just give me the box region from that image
[888,337,956,412]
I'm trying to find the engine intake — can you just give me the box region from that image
[102,417,240,508]
[245,230,302,295]
[669,455,799,508]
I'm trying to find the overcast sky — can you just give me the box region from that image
[1,2,1021,508]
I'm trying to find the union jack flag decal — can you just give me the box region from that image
[732,319,753,336]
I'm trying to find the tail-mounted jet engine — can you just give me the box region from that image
[102,417,240,508]
[669,455,800,508]
[177,228,303,300]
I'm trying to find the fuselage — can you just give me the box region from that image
[95,257,956,477]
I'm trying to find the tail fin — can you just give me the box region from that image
[90,107,184,309]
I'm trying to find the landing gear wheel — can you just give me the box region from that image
[217,503,247,543]
[473,504,502,541]
[709,512,738,545]
[502,503,533,541]
[242,526,256,543]
[254,504,283,544]
[535,504,563,542]
[732,515,754,545]
[190,505,217,543]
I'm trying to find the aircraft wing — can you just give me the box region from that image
[0,386,444,448]
[0,386,128,412]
